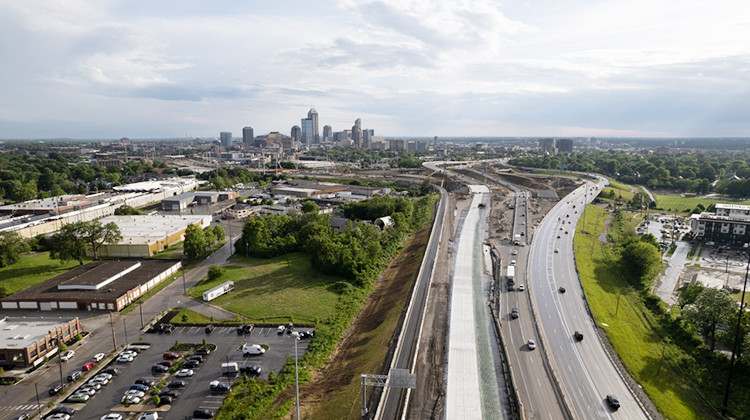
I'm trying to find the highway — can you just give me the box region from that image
[528,180,650,419]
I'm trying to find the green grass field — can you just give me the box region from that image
[602,179,638,202]
[575,206,715,420]
[0,252,81,296]
[188,253,342,325]
[653,194,750,213]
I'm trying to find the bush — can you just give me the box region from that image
[207,265,224,281]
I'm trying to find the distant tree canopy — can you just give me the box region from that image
[0,231,30,268]
[114,205,144,216]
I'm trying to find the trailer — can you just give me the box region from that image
[202,281,235,302]
[507,265,515,287]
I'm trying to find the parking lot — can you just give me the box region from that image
[48,325,311,420]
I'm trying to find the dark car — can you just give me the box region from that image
[157,395,173,406]
[285,323,294,334]
[190,354,204,362]
[606,394,621,410]
[559,286,566,293]
[157,360,173,367]
[298,330,315,339]
[236,324,253,335]
[240,365,261,377]
[184,359,200,369]
[169,380,187,388]
[157,323,175,334]
[67,371,82,382]
[511,308,519,319]
[151,365,169,374]
[130,384,149,392]
[135,378,155,387]
[48,383,64,395]
[205,324,215,334]
[193,409,215,418]
[49,407,75,416]
[196,347,211,355]
[158,390,180,399]
[574,331,584,341]
[103,368,119,376]
[125,347,141,353]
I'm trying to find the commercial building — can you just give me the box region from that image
[0,194,94,216]
[301,108,319,144]
[0,317,82,369]
[242,127,254,147]
[352,118,362,148]
[1,259,181,313]
[162,192,197,211]
[691,203,750,245]
[93,214,210,257]
[220,132,233,148]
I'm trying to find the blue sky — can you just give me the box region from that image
[0,0,749,139]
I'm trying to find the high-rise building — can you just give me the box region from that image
[291,125,301,145]
[308,108,319,144]
[556,138,573,152]
[323,125,332,143]
[352,118,362,148]
[301,118,314,145]
[220,132,233,148]
[242,127,254,147]
[363,129,374,149]
[539,138,555,152]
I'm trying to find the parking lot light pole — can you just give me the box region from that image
[291,331,300,420]
[123,317,129,347]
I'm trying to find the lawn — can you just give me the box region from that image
[188,253,342,325]
[575,205,716,420]
[602,179,638,202]
[0,252,81,296]
[653,194,750,214]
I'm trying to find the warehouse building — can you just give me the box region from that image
[0,259,181,312]
[94,214,210,257]
[0,317,82,369]
[162,192,197,211]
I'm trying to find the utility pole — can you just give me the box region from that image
[139,302,144,329]
[109,312,117,351]
[123,317,129,347]
[181,257,187,295]
[57,329,64,387]
[722,251,750,415]
[35,382,42,418]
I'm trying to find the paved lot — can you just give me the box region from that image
[42,325,311,420]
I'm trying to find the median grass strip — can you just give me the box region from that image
[574,205,715,420]
[0,252,80,296]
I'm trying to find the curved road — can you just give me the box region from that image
[529,179,650,419]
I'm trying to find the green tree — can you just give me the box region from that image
[207,264,224,281]
[114,205,144,215]
[683,288,736,351]
[419,177,432,195]
[183,224,207,260]
[677,281,705,310]
[50,222,88,264]
[619,239,662,288]
[301,200,319,214]
[83,221,123,259]
[212,225,225,244]
[0,231,30,267]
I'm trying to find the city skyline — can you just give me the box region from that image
[1,1,749,139]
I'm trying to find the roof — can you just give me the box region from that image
[162,192,197,203]
[716,203,750,211]
[0,317,78,349]
[99,215,209,245]
[2,259,180,304]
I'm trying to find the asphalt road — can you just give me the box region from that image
[529,180,650,419]
[500,191,565,419]
[377,186,448,420]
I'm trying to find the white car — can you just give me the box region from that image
[242,344,266,356]
[124,390,145,398]
[510,259,516,265]
[47,414,71,420]
[85,381,102,390]
[95,372,112,381]
[175,369,194,377]
[90,377,108,386]
[511,249,518,255]
[528,339,536,350]
[518,284,525,291]
[60,350,75,362]
[101,414,123,420]
[120,350,137,358]
[77,387,97,396]
[116,355,134,363]
[92,353,105,362]
[121,395,141,404]
[554,248,559,253]
[137,413,158,420]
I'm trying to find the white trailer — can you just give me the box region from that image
[202,281,235,302]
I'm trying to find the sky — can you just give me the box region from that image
[0,0,749,139]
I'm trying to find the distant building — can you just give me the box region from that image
[0,317,82,368]
[556,139,573,152]
[323,125,333,143]
[390,139,406,151]
[300,108,319,144]
[220,132,233,148]
[242,127,254,147]
[291,125,301,145]
[352,118,362,148]
[539,138,555,152]
[363,129,374,149]
[691,203,750,246]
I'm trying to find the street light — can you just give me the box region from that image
[291,331,301,420]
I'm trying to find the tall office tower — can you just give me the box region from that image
[323,125,332,143]
[308,107,319,143]
[363,129,374,149]
[220,132,232,148]
[301,117,314,145]
[242,127,254,147]
[434,136,439,145]
[291,125,301,144]
[351,118,362,148]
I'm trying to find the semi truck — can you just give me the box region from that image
[513,233,521,245]
[507,265,515,287]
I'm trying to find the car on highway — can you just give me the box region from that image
[175,369,194,377]
[48,383,64,395]
[527,339,536,350]
[81,361,95,371]
[100,414,123,420]
[242,344,266,356]
[557,235,561,238]
[92,353,105,362]
[559,286,566,293]
[60,350,75,362]
[554,248,559,253]
[574,331,584,341]
[606,394,621,410]
[510,259,516,265]
[511,249,518,255]
[66,392,90,403]
[193,409,215,418]
[511,308,519,319]
[518,284,525,291]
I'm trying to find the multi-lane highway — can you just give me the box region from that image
[529,180,650,419]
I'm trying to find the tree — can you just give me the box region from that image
[50,222,88,264]
[212,225,225,243]
[114,205,144,215]
[619,239,662,288]
[183,224,207,260]
[0,231,30,267]
[301,200,319,214]
[678,281,705,310]
[683,288,736,350]
[82,221,122,259]
[207,265,224,281]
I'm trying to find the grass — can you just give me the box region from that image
[653,194,750,214]
[602,179,638,202]
[151,242,184,260]
[575,206,716,420]
[0,252,81,296]
[188,253,342,325]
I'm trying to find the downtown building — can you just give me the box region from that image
[691,203,750,245]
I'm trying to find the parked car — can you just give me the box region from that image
[209,380,230,393]
[45,414,70,420]
[124,390,145,398]
[92,353,105,362]
[13,415,29,420]
[276,325,286,335]
[236,324,253,335]
[242,344,265,356]
[193,408,215,418]
[60,350,75,362]
[196,347,211,355]
[135,378,154,387]
[162,352,180,360]
[103,368,119,376]
[48,407,74,416]
[84,381,101,390]
[184,359,200,368]
[130,384,149,392]
[116,355,134,363]
[286,322,294,334]
[240,365,261,377]
[77,387,96,396]
[205,324,215,334]
[66,393,90,403]
[67,371,82,382]
[175,369,194,377]
[158,390,180,399]
[48,383,64,395]
[157,323,175,334]
[100,414,123,420]
[89,377,108,386]
[137,413,158,420]
[95,372,112,380]
[121,395,141,404]
[298,330,315,339]
[81,361,95,371]
[157,360,173,367]
[606,394,621,410]
[190,354,204,362]
[151,365,169,374]
[157,395,173,406]
[168,380,187,388]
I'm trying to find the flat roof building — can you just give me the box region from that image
[0,317,82,369]
[94,215,210,257]
[1,259,181,312]
[162,192,198,211]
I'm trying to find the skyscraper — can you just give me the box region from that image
[242,127,254,147]
[351,118,362,148]
[220,132,232,148]
[363,129,374,149]
[323,125,332,143]
[301,117,314,145]
[291,125,301,145]
[308,107,319,144]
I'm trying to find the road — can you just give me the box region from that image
[0,220,246,420]
[529,180,650,419]
[376,186,448,419]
